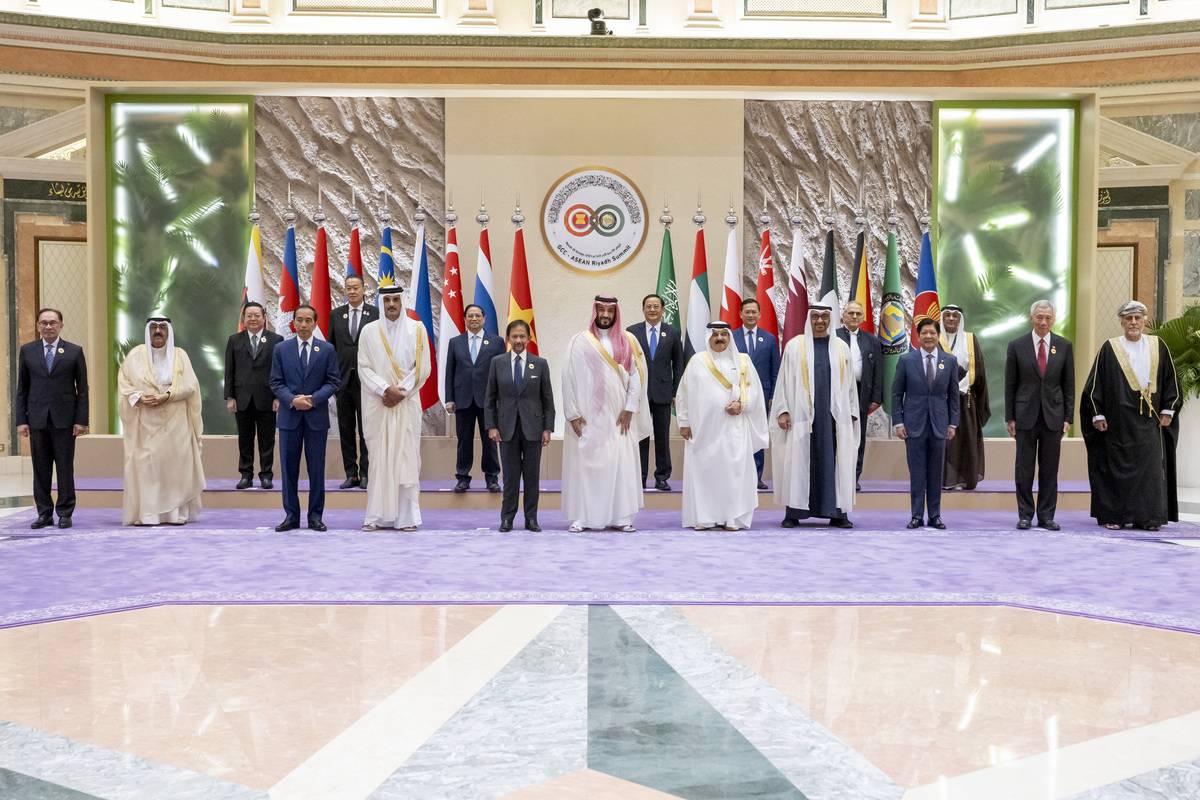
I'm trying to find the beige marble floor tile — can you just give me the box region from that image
[0,604,498,789]
[501,768,682,799]
[678,605,1200,788]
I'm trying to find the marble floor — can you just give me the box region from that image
[2,602,1200,799]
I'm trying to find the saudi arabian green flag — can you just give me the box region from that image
[878,229,908,417]
[656,227,681,334]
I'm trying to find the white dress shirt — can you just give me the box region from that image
[847,328,863,382]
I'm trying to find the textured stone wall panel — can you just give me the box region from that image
[743,100,932,325]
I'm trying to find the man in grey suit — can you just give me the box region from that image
[836,300,883,490]
[485,319,555,532]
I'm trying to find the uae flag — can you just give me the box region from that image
[817,228,841,326]
[437,224,465,404]
[682,225,710,363]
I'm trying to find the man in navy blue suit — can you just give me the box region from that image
[627,293,685,491]
[270,305,342,532]
[733,299,780,490]
[444,304,505,493]
[892,317,960,530]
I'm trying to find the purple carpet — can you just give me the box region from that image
[3,507,1200,633]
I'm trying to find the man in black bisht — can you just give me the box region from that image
[1081,300,1181,532]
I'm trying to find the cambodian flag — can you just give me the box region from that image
[412,222,438,411]
[276,223,300,336]
[911,231,940,346]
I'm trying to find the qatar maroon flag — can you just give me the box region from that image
[781,230,809,347]
[755,228,779,341]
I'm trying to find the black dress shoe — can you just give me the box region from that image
[655,479,671,492]
[757,480,768,491]
[907,517,923,529]
[487,481,501,493]
[236,476,253,490]
[929,516,947,530]
[829,517,854,529]
[57,517,72,529]
[339,477,360,490]
[525,518,542,532]
[1039,519,1061,531]
[780,518,800,529]
[1017,518,1032,530]
[856,481,862,492]
[308,518,327,532]
[498,518,513,532]
[359,477,368,491]
[275,518,300,532]
[30,516,53,530]
[453,480,470,493]
[260,478,273,490]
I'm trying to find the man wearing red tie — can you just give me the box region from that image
[1004,299,1075,531]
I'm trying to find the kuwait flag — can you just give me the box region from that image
[781,230,808,348]
[718,224,741,326]
[437,224,465,404]
[817,228,841,327]
[755,228,779,341]
[474,225,499,337]
[239,220,266,332]
[508,225,539,355]
[411,221,439,411]
[849,229,875,334]
[910,231,940,346]
[682,225,710,362]
[346,220,363,280]
[276,222,300,336]
[310,219,332,340]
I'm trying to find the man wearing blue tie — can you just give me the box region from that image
[626,294,684,492]
[270,305,342,532]
[892,317,960,530]
[733,299,780,490]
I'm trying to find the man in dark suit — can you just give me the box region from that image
[444,304,505,493]
[733,298,781,490]
[626,293,684,491]
[1005,299,1075,530]
[892,317,960,530]
[836,300,883,490]
[327,275,378,489]
[223,301,283,490]
[270,305,342,532]
[16,308,88,529]
[485,319,555,532]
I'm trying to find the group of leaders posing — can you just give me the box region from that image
[17,286,1181,534]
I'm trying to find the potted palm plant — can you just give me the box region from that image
[1152,304,1200,487]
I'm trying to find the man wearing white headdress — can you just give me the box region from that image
[357,286,431,531]
[771,305,859,528]
[117,316,205,526]
[561,296,652,532]
[677,321,768,530]
[940,304,990,490]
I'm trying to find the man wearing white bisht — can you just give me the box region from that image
[561,296,652,532]
[677,321,768,530]
[771,305,859,528]
[357,286,431,531]
[117,317,205,526]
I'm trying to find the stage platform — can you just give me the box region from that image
[2,506,1200,635]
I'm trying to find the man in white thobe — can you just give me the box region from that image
[357,286,431,531]
[677,321,768,530]
[771,305,859,528]
[561,295,652,532]
[117,317,205,526]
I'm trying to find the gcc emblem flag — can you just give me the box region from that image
[541,166,648,274]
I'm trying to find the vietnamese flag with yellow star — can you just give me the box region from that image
[508,226,538,355]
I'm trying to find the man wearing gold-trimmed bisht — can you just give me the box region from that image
[676,321,768,531]
[940,304,990,490]
[1081,300,1181,532]
[117,316,205,526]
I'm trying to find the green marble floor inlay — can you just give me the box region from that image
[587,605,807,800]
[0,768,103,800]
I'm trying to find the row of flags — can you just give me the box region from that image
[243,201,940,418]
